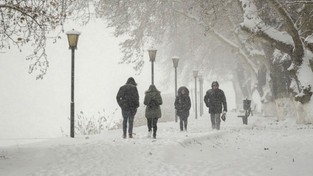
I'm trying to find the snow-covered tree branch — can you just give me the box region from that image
[0,0,93,79]
[239,0,313,123]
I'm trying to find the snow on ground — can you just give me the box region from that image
[1,112,313,176]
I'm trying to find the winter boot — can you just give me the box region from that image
[129,134,133,138]
[147,130,152,138]
[123,129,127,139]
[180,121,184,131]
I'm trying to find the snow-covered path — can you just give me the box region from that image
[1,113,313,176]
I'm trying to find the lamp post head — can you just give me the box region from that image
[148,49,157,62]
[66,29,81,50]
[198,75,203,83]
[193,70,198,78]
[172,56,179,68]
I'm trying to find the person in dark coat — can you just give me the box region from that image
[144,85,162,139]
[174,86,191,131]
[204,81,227,130]
[116,77,139,138]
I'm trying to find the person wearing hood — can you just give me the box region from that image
[144,84,163,139]
[174,86,191,131]
[204,81,227,130]
[116,77,139,138]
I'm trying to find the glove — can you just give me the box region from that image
[221,112,226,121]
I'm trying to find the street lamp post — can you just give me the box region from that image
[148,49,157,85]
[66,29,81,138]
[199,75,204,117]
[172,57,179,122]
[193,70,198,119]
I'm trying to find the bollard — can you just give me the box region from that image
[238,98,251,125]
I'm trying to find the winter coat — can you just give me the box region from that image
[174,86,191,117]
[144,85,163,119]
[204,88,227,114]
[116,77,139,112]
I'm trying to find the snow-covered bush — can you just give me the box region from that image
[74,109,122,136]
[0,150,8,160]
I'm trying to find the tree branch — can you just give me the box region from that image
[267,0,304,65]
[286,1,313,5]
[171,6,258,79]
[0,4,42,28]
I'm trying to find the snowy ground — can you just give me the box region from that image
[1,112,313,176]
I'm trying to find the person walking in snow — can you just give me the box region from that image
[144,84,163,139]
[116,77,139,138]
[174,86,191,131]
[204,81,227,130]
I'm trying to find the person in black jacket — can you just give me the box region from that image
[204,81,227,130]
[174,86,191,131]
[116,77,139,138]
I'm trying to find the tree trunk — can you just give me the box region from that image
[232,70,244,111]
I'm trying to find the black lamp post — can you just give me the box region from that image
[148,49,157,85]
[193,70,198,119]
[66,29,80,138]
[199,75,204,117]
[172,57,179,122]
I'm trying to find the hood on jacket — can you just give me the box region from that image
[211,81,219,88]
[146,84,160,93]
[177,86,189,96]
[126,77,137,86]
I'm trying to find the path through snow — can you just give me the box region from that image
[1,112,313,176]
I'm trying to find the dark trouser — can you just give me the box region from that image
[210,113,221,130]
[122,109,136,135]
[179,114,188,131]
[147,118,158,137]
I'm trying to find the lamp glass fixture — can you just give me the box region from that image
[66,29,81,49]
[148,49,157,62]
[193,70,198,77]
[172,57,179,68]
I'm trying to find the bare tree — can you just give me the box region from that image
[0,0,92,79]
